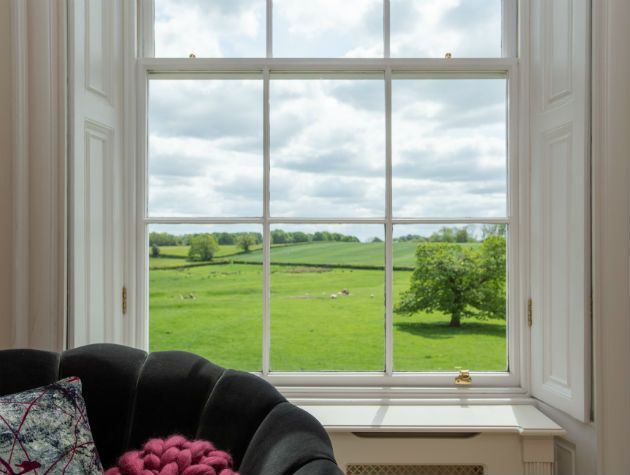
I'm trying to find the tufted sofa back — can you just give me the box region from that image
[0,344,341,475]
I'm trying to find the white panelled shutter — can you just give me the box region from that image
[529,0,590,421]
[68,0,125,346]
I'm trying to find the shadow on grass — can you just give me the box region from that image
[394,319,506,340]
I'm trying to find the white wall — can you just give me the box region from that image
[592,0,630,472]
[538,402,597,475]
[0,0,14,348]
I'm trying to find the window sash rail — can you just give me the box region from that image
[144,217,512,225]
[265,371,520,389]
[140,57,517,75]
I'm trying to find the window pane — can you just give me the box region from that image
[149,224,263,371]
[273,0,383,57]
[148,79,263,217]
[392,78,507,218]
[269,225,385,371]
[391,0,502,58]
[393,224,507,371]
[270,77,385,217]
[154,0,265,57]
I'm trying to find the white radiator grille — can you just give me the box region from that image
[346,465,485,475]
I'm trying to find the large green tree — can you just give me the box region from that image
[236,234,256,253]
[187,234,219,262]
[476,235,507,319]
[395,236,506,327]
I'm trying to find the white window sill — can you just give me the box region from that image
[297,403,566,437]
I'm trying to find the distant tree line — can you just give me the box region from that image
[149,230,360,248]
[270,230,360,244]
[393,224,506,244]
[151,226,505,251]
[150,231,264,247]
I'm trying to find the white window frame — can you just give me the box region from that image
[128,0,527,395]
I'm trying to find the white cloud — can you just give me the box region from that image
[150,80,262,144]
[154,0,265,57]
[390,0,502,58]
[391,78,507,217]
[274,0,378,37]
[273,0,383,57]
[154,0,501,58]
[393,178,506,217]
[270,79,385,216]
[148,134,262,217]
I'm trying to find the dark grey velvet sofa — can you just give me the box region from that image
[0,344,342,475]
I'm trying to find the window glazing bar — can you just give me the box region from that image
[502,0,518,58]
[384,0,391,59]
[141,0,155,58]
[266,0,273,59]
[137,71,150,349]
[263,67,271,375]
[385,66,393,375]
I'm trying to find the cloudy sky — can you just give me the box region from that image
[154,0,502,58]
[150,0,506,240]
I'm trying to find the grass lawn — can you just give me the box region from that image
[149,242,506,372]
[150,262,263,370]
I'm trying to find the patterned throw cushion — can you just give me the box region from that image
[0,377,103,474]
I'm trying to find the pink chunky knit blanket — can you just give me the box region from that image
[105,435,239,475]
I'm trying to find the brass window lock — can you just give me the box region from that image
[455,369,472,385]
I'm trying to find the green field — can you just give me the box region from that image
[149,242,506,372]
[241,241,413,268]
[150,244,263,268]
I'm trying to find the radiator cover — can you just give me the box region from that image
[346,465,484,475]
